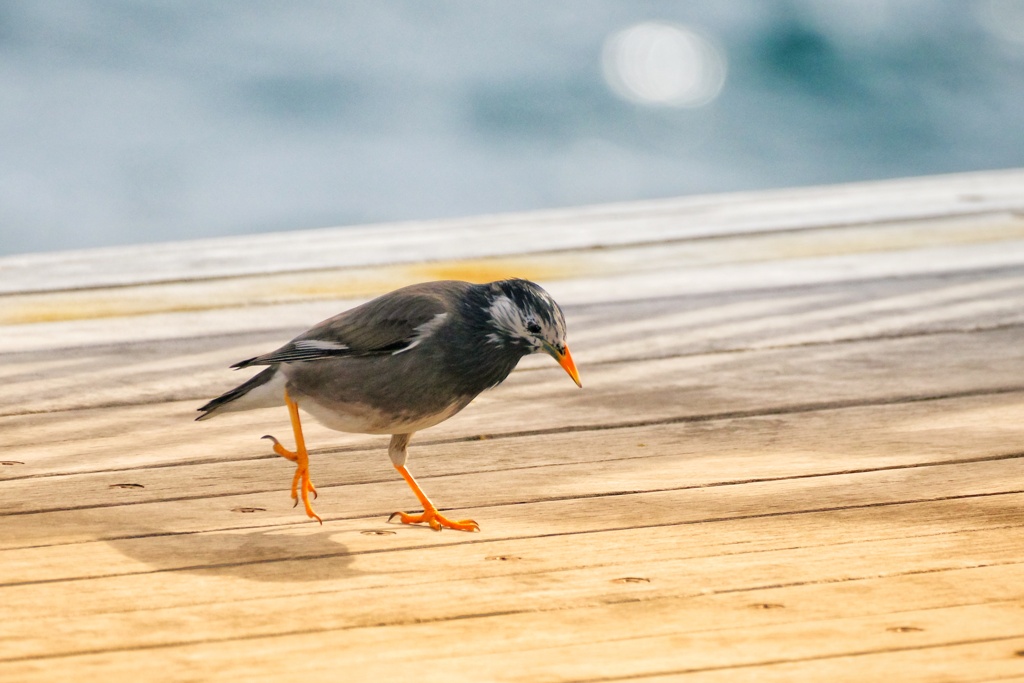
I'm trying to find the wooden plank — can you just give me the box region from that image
[7,379,1024,506]
[1,395,1021,592]
[6,627,1024,683]
[0,389,1020,562]
[3,171,1024,682]
[4,259,1024,411]
[1,456,1021,620]
[7,629,1022,683]
[2,325,1022,479]
[2,169,1022,295]
[8,387,1024,540]
[646,640,1024,683]
[3,564,1023,681]
[2,210,1023,351]
[4,474,1023,615]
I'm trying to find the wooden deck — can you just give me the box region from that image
[3,169,1024,682]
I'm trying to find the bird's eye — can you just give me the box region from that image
[526,322,542,335]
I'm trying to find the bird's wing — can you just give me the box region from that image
[232,291,451,368]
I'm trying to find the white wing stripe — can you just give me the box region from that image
[392,312,448,355]
[294,339,349,351]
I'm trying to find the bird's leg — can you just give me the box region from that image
[261,435,319,500]
[389,465,480,532]
[262,435,320,504]
[386,434,479,532]
[261,389,321,524]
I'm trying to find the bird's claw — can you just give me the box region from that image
[262,434,297,461]
[289,463,320,520]
[388,508,480,532]
[264,435,321,524]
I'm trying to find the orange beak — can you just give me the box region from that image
[549,344,582,388]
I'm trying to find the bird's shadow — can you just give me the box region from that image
[102,521,361,582]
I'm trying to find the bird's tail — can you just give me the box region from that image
[196,366,283,421]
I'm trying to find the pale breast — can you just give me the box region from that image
[296,395,469,436]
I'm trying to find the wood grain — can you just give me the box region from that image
[2,170,1023,682]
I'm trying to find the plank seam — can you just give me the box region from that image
[4,437,1022,517]
[3,567,1022,665]
[564,634,1024,682]
[5,261,1023,358]
[4,384,1024,482]
[6,206,1021,297]
[6,318,1024,420]
[4,487,1022,586]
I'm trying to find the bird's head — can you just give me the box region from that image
[482,279,581,387]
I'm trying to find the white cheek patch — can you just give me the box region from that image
[487,294,567,351]
[487,295,532,339]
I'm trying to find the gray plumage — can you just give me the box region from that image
[197,278,579,529]
[197,279,577,437]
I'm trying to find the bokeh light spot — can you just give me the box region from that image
[602,22,727,107]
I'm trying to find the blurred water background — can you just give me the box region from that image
[2,0,1024,257]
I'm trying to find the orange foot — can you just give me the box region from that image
[263,434,321,524]
[388,507,480,532]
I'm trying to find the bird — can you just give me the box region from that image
[197,278,581,531]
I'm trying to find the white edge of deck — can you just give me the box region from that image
[2,168,1023,294]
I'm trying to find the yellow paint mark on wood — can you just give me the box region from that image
[0,256,585,325]
[408,258,574,285]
